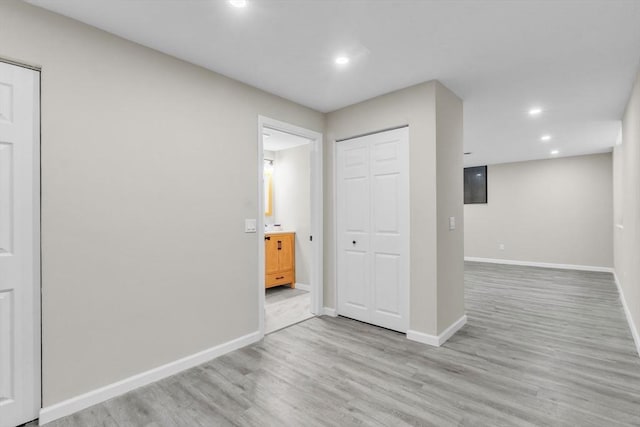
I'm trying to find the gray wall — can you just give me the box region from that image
[1,0,468,407]
[0,0,324,405]
[273,144,311,285]
[435,84,465,331]
[325,81,464,336]
[614,69,640,350]
[465,153,613,268]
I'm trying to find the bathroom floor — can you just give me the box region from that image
[265,286,313,334]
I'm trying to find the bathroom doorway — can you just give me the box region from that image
[257,117,323,335]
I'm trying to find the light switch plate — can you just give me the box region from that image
[245,219,257,233]
[449,216,456,231]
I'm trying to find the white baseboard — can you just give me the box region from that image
[613,272,640,357]
[294,282,311,292]
[322,307,337,317]
[464,256,613,273]
[406,329,440,346]
[407,315,467,347]
[39,330,261,425]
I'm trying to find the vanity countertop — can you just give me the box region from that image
[265,229,295,235]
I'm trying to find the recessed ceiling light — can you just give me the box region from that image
[335,56,350,65]
[540,134,552,141]
[228,0,247,8]
[550,149,559,155]
[528,107,543,116]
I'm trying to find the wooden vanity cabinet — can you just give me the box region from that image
[265,232,295,288]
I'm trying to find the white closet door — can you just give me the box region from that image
[337,127,409,332]
[0,62,40,427]
[336,138,371,322]
[368,129,409,331]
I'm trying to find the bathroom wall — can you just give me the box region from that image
[273,144,312,285]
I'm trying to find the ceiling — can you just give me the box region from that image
[26,0,640,165]
[263,128,310,152]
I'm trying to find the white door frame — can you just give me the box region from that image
[32,68,41,422]
[0,58,41,426]
[257,116,323,337]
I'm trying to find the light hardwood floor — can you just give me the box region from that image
[33,262,640,426]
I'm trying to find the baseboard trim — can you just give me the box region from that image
[322,307,337,317]
[613,272,640,357]
[464,256,613,273]
[406,329,439,346]
[407,315,467,347]
[294,282,311,292]
[39,330,261,425]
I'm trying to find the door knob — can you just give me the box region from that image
[352,240,356,245]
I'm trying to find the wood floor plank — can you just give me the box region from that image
[39,262,640,426]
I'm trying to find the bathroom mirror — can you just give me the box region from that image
[264,163,273,216]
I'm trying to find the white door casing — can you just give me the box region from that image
[0,61,40,427]
[257,116,323,337]
[336,127,409,332]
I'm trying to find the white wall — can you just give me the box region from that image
[465,153,613,268]
[273,144,311,285]
[614,69,640,355]
[325,81,464,336]
[0,0,324,405]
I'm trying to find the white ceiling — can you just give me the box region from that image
[26,0,640,165]
[263,128,310,152]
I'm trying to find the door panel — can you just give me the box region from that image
[345,177,368,232]
[0,62,40,427]
[0,143,12,254]
[337,139,370,320]
[369,130,409,331]
[343,251,368,311]
[337,127,409,332]
[0,290,14,401]
[372,253,401,315]
[265,237,279,275]
[373,174,400,234]
[276,234,294,271]
[343,145,367,176]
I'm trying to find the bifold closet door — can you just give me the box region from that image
[336,127,409,333]
[0,61,40,427]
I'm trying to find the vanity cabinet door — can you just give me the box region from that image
[275,234,294,271]
[265,236,280,275]
[265,233,296,288]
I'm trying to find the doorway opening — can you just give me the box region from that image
[257,117,323,336]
